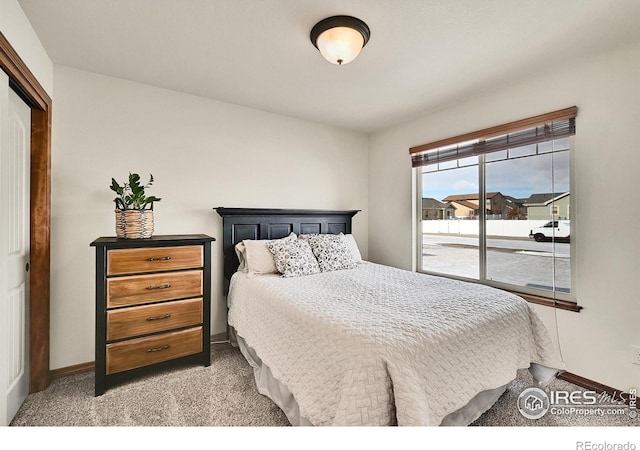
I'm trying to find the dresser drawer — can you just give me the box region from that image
[107,270,203,308]
[107,245,203,276]
[107,298,203,341]
[106,326,203,375]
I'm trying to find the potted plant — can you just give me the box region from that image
[110,173,161,239]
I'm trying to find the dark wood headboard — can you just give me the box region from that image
[214,207,360,289]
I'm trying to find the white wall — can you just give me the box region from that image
[50,65,369,369]
[369,43,640,392]
[0,0,53,96]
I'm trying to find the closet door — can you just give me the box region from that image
[0,71,31,425]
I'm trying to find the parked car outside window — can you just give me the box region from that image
[529,220,570,242]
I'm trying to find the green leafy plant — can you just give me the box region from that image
[110,173,161,210]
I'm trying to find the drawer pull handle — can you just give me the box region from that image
[147,256,172,262]
[146,313,171,321]
[147,345,170,353]
[146,284,171,290]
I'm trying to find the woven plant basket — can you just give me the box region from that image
[115,209,154,239]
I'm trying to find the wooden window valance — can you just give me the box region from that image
[410,106,578,168]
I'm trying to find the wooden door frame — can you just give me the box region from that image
[0,31,51,393]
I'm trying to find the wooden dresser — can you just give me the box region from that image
[90,234,215,396]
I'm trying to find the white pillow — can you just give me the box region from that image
[243,232,296,275]
[343,234,363,263]
[234,241,248,272]
[267,238,320,278]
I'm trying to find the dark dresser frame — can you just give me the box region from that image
[90,234,215,396]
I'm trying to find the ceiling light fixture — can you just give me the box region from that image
[310,15,370,66]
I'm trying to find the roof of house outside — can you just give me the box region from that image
[441,192,501,202]
[422,198,447,209]
[523,192,570,206]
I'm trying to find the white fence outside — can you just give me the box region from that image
[422,219,550,239]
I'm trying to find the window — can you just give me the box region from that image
[411,107,578,308]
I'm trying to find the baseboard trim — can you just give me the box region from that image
[50,361,94,381]
[210,332,228,343]
[557,371,631,405]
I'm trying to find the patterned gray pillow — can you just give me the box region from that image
[267,238,320,277]
[305,233,357,272]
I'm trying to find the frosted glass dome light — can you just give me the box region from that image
[310,16,370,66]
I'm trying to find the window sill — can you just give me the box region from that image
[510,291,582,312]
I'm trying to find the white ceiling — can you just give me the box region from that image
[17,0,640,133]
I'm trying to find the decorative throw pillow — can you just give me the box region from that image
[243,232,296,275]
[267,238,320,277]
[343,234,363,263]
[305,233,357,272]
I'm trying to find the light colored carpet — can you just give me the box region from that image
[10,343,636,427]
[11,343,289,427]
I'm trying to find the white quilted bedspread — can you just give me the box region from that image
[228,262,565,426]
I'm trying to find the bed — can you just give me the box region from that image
[215,207,565,426]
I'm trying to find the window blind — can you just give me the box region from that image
[410,107,577,168]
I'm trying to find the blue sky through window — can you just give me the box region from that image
[422,151,569,202]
